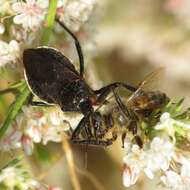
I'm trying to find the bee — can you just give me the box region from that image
[72,68,170,147]
[111,68,170,147]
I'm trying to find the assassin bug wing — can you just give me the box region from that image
[23,47,80,104]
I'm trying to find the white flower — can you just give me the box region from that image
[49,111,63,126]
[0,123,22,151]
[0,162,62,190]
[155,112,176,137]
[0,105,82,154]
[26,124,42,143]
[123,136,175,186]
[123,144,145,168]
[160,157,190,190]
[41,125,65,145]
[41,108,71,145]
[161,170,182,190]
[123,164,140,187]
[60,0,96,31]
[179,157,190,187]
[123,144,147,187]
[144,137,174,179]
[62,112,83,130]
[0,40,20,67]
[12,0,49,31]
[155,112,190,140]
[21,135,34,155]
[0,166,22,188]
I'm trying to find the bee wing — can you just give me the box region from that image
[125,67,165,105]
[138,67,165,91]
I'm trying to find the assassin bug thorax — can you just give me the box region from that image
[23,17,137,146]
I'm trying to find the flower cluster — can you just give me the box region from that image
[12,0,49,31]
[10,0,96,32]
[0,159,62,190]
[122,109,190,189]
[58,0,96,31]
[0,40,20,67]
[0,105,82,155]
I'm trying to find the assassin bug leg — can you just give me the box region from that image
[95,82,137,104]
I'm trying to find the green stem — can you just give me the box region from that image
[0,85,30,139]
[42,0,58,45]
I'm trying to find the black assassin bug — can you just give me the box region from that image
[23,17,137,146]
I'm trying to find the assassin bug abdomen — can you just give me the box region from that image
[23,47,94,114]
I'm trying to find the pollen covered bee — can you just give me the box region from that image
[112,68,170,147]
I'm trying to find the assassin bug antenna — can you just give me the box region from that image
[55,17,84,77]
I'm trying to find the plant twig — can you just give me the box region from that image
[62,134,81,190]
[37,152,106,190]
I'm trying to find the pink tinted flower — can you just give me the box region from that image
[123,164,140,187]
[27,125,42,143]
[12,0,49,30]
[21,135,34,155]
[0,123,22,151]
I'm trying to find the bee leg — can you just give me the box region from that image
[112,88,130,119]
[121,132,126,148]
[127,113,143,148]
[55,17,84,77]
[134,135,143,148]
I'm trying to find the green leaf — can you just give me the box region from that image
[175,98,185,112]
[0,157,22,171]
[0,84,30,139]
[174,124,186,137]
